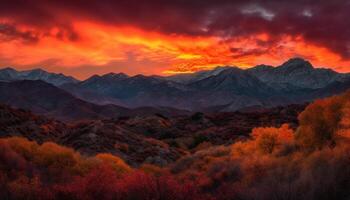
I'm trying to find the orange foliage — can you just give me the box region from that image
[252,124,294,154]
[296,92,350,150]
[0,137,207,200]
[171,91,350,200]
[2,91,350,199]
[95,153,131,175]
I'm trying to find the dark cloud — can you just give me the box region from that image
[1,0,350,57]
[0,23,39,43]
[230,47,270,58]
[0,22,79,43]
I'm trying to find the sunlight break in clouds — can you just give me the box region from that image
[1,21,350,79]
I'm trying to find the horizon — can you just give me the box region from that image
[0,57,346,80]
[1,1,350,79]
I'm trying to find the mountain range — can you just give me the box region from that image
[0,67,79,86]
[61,58,350,111]
[0,58,349,119]
[0,80,189,121]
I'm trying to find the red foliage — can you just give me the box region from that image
[117,171,204,200]
[51,165,206,200]
[53,164,119,200]
[2,91,350,200]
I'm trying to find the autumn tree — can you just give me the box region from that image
[252,124,294,154]
[296,92,350,150]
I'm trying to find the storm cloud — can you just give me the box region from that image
[1,0,349,57]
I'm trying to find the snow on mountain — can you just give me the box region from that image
[0,67,79,86]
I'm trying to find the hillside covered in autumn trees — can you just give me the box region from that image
[1,91,350,199]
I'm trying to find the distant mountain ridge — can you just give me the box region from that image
[1,58,350,112]
[0,67,79,86]
[164,66,233,84]
[0,80,189,121]
[164,58,349,89]
[60,58,350,111]
[246,58,349,89]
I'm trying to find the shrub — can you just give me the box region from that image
[252,124,294,154]
[296,92,350,150]
[95,153,131,175]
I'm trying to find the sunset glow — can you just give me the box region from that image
[1,1,350,79]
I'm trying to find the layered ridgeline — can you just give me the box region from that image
[0,67,78,86]
[1,58,350,113]
[59,58,350,111]
[1,89,350,200]
[0,102,304,166]
[0,80,189,121]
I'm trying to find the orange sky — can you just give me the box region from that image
[1,21,350,80]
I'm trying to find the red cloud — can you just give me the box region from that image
[0,0,349,78]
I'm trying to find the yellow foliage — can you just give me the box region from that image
[231,141,252,158]
[95,153,131,175]
[296,91,350,150]
[251,124,294,154]
[34,142,79,173]
[0,137,132,180]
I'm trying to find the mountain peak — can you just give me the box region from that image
[279,57,313,70]
[212,66,233,71]
[22,68,47,76]
[0,67,17,72]
[29,68,45,72]
[85,74,101,80]
[0,67,19,80]
[0,67,78,86]
[218,66,244,75]
[102,72,129,79]
[252,64,274,70]
[133,74,148,79]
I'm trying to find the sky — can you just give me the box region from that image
[0,0,350,79]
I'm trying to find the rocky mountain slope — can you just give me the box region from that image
[61,58,350,111]
[2,58,349,112]
[0,80,189,121]
[247,58,349,89]
[0,67,78,86]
